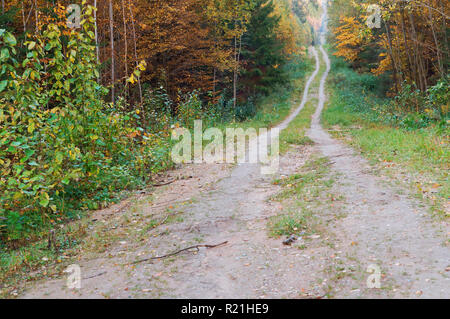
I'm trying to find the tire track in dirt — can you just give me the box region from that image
[305,2,450,298]
[141,47,324,298]
[20,2,449,299]
[19,46,324,299]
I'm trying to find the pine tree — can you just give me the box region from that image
[240,0,286,97]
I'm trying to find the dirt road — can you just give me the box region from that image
[20,5,449,299]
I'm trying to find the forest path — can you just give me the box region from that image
[305,41,449,298]
[20,5,449,299]
[20,48,324,299]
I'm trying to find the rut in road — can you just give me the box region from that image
[306,48,449,298]
[21,49,325,300]
[304,3,449,297]
[20,3,449,298]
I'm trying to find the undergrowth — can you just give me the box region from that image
[322,55,449,218]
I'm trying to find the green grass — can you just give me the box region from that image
[272,156,330,200]
[322,59,449,218]
[0,221,88,297]
[225,57,314,131]
[268,210,312,237]
[268,156,335,237]
[279,98,316,153]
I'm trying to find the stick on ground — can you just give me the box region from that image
[131,241,228,264]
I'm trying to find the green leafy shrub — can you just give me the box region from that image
[0,5,172,245]
[177,91,203,129]
[142,87,173,133]
[327,56,449,131]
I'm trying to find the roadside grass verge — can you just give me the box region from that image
[0,193,192,298]
[0,221,88,297]
[322,57,449,219]
[268,156,337,239]
[279,98,316,154]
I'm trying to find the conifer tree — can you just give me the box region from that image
[240,0,287,96]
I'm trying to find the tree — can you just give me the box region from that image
[333,17,365,63]
[330,0,449,93]
[240,0,287,96]
[108,0,115,104]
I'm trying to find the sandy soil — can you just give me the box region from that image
[19,4,449,299]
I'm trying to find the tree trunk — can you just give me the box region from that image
[400,5,414,82]
[121,0,129,98]
[22,2,26,33]
[383,19,400,92]
[128,0,143,104]
[428,6,443,77]
[233,34,237,111]
[109,0,115,105]
[128,0,144,119]
[409,12,427,91]
[94,0,100,65]
[439,0,448,73]
[213,68,216,96]
[34,0,38,34]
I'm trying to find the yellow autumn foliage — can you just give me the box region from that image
[333,16,364,62]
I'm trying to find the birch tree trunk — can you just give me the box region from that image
[128,0,143,106]
[94,0,100,65]
[109,0,115,105]
[34,0,38,34]
[121,0,129,98]
[22,2,26,33]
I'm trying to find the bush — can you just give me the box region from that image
[177,91,203,129]
[328,56,449,131]
[0,6,172,245]
[142,87,173,133]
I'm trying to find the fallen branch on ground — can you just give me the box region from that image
[328,153,351,158]
[83,271,107,280]
[131,241,228,264]
[152,179,176,187]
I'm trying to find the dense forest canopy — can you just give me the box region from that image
[1,0,314,107]
[329,0,449,97]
